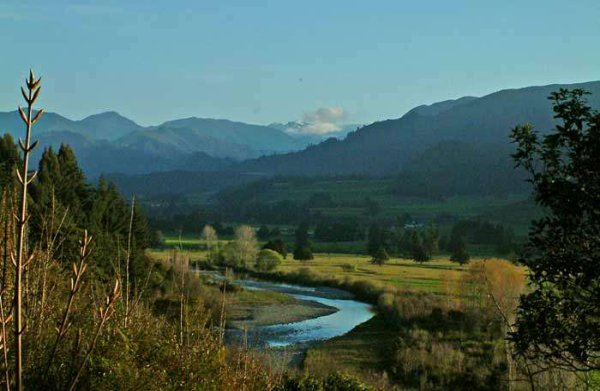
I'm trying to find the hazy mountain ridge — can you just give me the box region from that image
[236,81,600,176]
[32,130,230,176]
[0,111,305,175]
[0,110,142,141]
[2,80,598,182]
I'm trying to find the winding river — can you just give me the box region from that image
[237,279,375,347]
[202,272,375,348]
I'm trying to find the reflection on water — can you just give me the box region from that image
[232,278,375,348]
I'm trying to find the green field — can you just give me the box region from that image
[169,177,536,227]
[149,243,525,386]
[150,247,467,293]
[220,177,531,217]
[275,253,468,293]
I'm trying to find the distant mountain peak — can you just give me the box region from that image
[83,110,126,119]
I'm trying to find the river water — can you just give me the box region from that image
[238,279,375,347]
[202,272,375,348]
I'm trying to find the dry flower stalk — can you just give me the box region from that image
[13,70,43,391]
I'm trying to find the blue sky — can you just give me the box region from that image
[1,0,599,128]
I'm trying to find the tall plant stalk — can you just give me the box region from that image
[124,195,134,328]
[13,70,43,391]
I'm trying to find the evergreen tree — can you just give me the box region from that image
[0,134,20,193]
[29,149,153,284]
[56,144,90,222]
[371,246,389,266]
[367,223,389,264]
[422,223,440,256]
[410,231,431,263]
[293,222,313,260]
[449,237,470,265]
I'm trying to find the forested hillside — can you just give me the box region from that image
[236,81,600,176]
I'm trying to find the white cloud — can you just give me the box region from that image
[286,107,347,135]
[302,121,341,134]
[303,107,346,125]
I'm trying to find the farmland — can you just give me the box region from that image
[149,241,524,386]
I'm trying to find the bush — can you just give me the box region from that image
[276,372,371,391]
[262,238,288,258]
[255,249,283,272]
[294,244,314,261]
[370,247,389,265]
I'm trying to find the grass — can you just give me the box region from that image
[148,245,527,387]
[152,248,466,292]
[149,247,480,295]
[225,288,336,329]
[275,253,467,294]
[303,315,396,385]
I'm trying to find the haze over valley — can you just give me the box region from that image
[1,1,599,390]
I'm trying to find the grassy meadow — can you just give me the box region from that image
[149,240,528,387]
[149,247,471,295]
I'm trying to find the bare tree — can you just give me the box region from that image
[233,226,258,268]
[201,225,218,261]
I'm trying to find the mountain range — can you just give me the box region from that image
[1,80,599,194]
[107,80,600,198]
[235,81,600,176]
[0,111,354,176]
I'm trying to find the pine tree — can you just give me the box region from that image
[0,134,21,193]
[449,237,470,265]
[293,222,313,260]
[367,223,389,264]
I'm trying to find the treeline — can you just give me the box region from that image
[390,141,529,198]
[152,204,519,261]
[362,218,519,264]
[1,137,154,280]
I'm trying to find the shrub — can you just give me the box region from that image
[294,244,314,261]
[262,238,288,258]
[255,249,283,272]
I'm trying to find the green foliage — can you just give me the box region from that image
[391,141,529,198]
[363,197,381,216]
[314,221,363,242]
[262,238,288,258]
[396,224,439,262]
[218,225,259,268]
[411,242,430,263]
[294,222,313,260]
[446,219,517,255]
[0,134,20,193]
[366,223,388,262]
[255,249,283,272]
[370,247,389,266]
[294,245,314,261]
[257,224,270,240]
[23,144,154,288]
[449,237,470,265]
[277,372,370,391]
[216,242,238,267]
[510,89,600,371]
